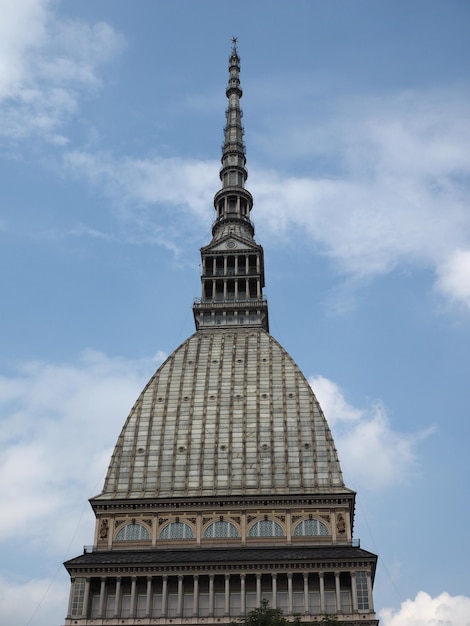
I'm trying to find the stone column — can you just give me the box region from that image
[113,577,121,618]
[287,573,293,615]
[66,579,74,618]
[335,572,341,614]
[130,576,137,617]
[209,574,215,617]
[319,573,325,614]
[271,573,277,609]
[240,574,246,616]
[303,573,309,614]
[366,572,374,611]
[351,572,358,612]
[256,573,261,606]
[193,575,199,617]
[161,576,168,617]
[98,577,106,618]
[177,575,184,617]
[145,577,152,618]
[82,578,90,618]
[224,574,230,616]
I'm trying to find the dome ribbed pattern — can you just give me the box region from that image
[98,329,345,500]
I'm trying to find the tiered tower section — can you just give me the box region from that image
[193,39,268,331]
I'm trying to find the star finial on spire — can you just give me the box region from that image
[232,36,238,48]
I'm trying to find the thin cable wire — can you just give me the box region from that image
[24,470,106,626]
[339,459,412,617]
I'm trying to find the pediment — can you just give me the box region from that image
[202,235,259,253]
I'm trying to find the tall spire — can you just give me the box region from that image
[214,37,253,239]
[193,40,269,331]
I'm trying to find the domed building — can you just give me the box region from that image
[63,40,378,625]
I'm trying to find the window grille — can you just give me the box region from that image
[293,518,329,536]
[70,577,86,617]
[160,521,194,539]
[356,571,370,610]
[203,520,239,538]
[248,519,283,537]
[115,522,150,541]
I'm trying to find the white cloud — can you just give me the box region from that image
[0,349,164,549]
[250,88,470,307]
[63,150,216,248]
[0,0,123,144]
[435,249,470,309]
[0,349,167,624]
[59,87,470,311]
[380,591,470,626]
[310,375,432,490]
[64,151,216,219]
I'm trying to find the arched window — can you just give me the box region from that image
[159,522,194,540]
[115,523,150,541]
[293,518,329,536]
[248,520,284,537]
[203,521,239,538]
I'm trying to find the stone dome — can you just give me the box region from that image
[97,328,346,500]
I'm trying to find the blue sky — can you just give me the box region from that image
[1,1,469,624]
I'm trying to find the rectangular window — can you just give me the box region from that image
[183,592,193,617]
[292,591,304,612]
[137,594,147,617]
[167,593,178,617]
[152,593,162,617]
[214,592,225,616]
[356,571,370,610]
[90,595,100,618]
[70,578,86,617]
[309,591,321,614]
[121,594,131,617]
[105,594,115,618]
[230,592,241,616]
[325,590,336,613]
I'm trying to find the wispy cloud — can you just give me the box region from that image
[0,0,124,145]
[251,87,470,308]
[310,375,432,490]
[63,150,217,220]
[57,86,470,310]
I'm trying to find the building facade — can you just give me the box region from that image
[63,41,379,626]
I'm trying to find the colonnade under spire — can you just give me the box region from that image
[68,569,374,621]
